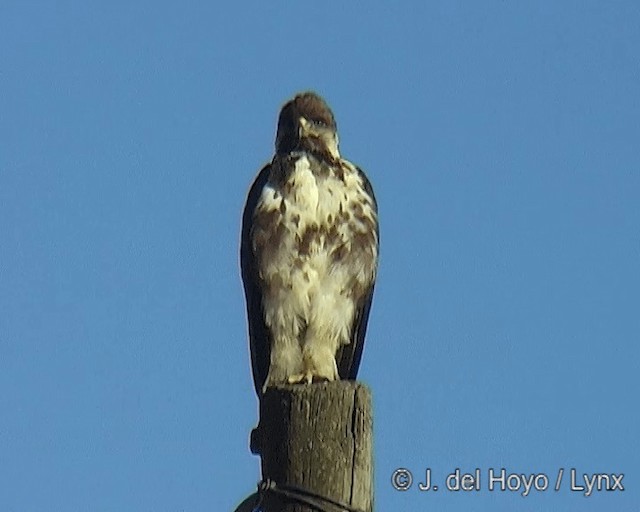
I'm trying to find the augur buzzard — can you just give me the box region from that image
[241,92,378,395]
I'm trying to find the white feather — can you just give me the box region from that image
[253,155,377,385]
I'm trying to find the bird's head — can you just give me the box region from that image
[275,91,339,160]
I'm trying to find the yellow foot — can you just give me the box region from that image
[287,372,313,385]
[287,372,333,385]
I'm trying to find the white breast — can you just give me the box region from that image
[252,153,377,385]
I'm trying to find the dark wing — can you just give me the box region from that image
[336,166,379,380]
[337,284,376,379]
[240,163,272,396]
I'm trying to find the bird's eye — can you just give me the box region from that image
[313,119,327,127]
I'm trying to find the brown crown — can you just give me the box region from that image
[275,92,337,154]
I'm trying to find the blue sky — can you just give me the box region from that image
[1,2,638,511]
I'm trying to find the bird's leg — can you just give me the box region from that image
[264,334,303,390]
[287,345,338,384]
[286,327,340,385]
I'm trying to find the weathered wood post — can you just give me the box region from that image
[250,381,373,512]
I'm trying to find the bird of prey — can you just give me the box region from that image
[241,92,378,396]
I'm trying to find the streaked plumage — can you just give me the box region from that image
[241,92,378,395]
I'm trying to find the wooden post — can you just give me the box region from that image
[250,381,373,512]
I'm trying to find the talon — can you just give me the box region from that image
[287,372,314,384]
[287,373,303,384]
